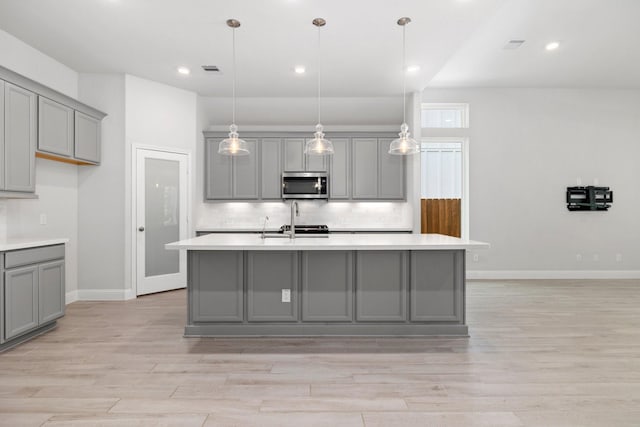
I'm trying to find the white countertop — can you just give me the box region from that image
[0,238,69,252]
[166,233,489,251]
[196,227,413,233]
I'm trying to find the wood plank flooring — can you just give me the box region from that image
[1,280,639,426]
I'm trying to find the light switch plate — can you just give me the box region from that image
[281,289,291,303]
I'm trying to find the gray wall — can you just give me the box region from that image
[423,88,640,276]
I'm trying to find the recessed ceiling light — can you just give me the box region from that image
[294,66,306,74]
[406,65,420,73]
[545,41,560,51]
[177,66,190,75]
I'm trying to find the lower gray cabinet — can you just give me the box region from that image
[411,251,464,322]
[302,251,353,321]
[38,260,65,324]
[356,251,407,321]
[247,251,298,322]
[4,265,39,340]
[190,251,243,322]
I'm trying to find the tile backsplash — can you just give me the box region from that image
[195,201,413,230]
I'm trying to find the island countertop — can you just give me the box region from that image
[166,233,489,251]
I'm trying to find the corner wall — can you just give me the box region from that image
[423,88,640,277]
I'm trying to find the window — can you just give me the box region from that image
[421,103,469,128]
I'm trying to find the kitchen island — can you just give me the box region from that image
[166,233,488,337]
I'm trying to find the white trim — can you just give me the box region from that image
[421,137,470,239]
[467,270,640,280]
[76,289,137,301]
[420,103,469,128]
[131,144,191,297]
[65,290,79,305]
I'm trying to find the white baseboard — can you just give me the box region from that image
[76,288,137,301]
[65,290,79,305]
[467,270,640,280]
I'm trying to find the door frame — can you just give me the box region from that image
[131,144,192,297]
[420,137,469,239]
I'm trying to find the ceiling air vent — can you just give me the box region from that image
[503,40,525,50]
[202,65,220,72]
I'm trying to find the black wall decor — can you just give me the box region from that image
[566,186,613,211]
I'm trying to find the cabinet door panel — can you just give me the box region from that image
[247,251,298,322]
[190,251,243,322]
[304,139,327,172]
[378,138,405,199]
[233,138,258,199]
[356,251,407,321]
[329,138,349,199]
[411,251,463,322]
[74,111,101,163]
[4,265,39,340]
[38,97,73,157]
[261,138,282,199]
[4,82,36,192]
[283,138,305,171]
[302,251,352,321]
[351,138,378,199]
[205,138,232,199]
[38,260,65,324]
[0,80,5,190]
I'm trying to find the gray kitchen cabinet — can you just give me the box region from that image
[329,138,350,199]
[247,251,298,322]
[4,265,39,340]
[1,244,66,349]
[0,80,4,192]
[38,96,73,157]
[411,251,464,322]
[378,138,405,200]
[190,251,243,322]
[351,138,378,199]
[283,138,327,172]
[38,260,65,324]
[261,138,282,199]
[356,250,408,321]
[205,137,258,200]
[74,111,101,164]
[302,251,353,321]
[3,82,36,192]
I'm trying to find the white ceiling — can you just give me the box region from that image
[0,0,639,97]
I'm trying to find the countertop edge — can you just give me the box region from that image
[0,238,70,252]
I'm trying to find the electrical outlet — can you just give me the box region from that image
[39,213,47,225]
[576,254,582,262]
[472,254,479,262]
[592,254,599,262]
[281,289,291,303]
[616,254,623,262]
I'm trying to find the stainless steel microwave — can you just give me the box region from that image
[282,172,329,199]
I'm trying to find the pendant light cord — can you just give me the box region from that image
[317,24,321,125]
[402,23,406,125]
[232,26,236,126]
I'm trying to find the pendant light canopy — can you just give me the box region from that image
[304,18,334,156]
[219,19,249,156]
[389,17,420,156]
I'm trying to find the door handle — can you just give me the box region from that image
[138,226,145,232]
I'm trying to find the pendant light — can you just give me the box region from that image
[218,19,249,156]
[389,17,420,155]
[304,18,334,156]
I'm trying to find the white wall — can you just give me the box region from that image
[195,95,414,231]
[0,28,81,299]
[77,74,126,298]
[423,88,640,277]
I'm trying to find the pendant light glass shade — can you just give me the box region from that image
[389,17,420,156]
[219,19,249,156]
[304,18,333,156]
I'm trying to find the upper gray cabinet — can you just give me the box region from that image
[261,138,283,200]
[329,138,350,199]
[205,137,258,200]
[38,96,73,157]
[352,138,405,200]
[283,138,327,172]
[2,82,36,193]
[74,111,101,164]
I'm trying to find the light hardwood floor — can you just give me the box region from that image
[1,280,639,426]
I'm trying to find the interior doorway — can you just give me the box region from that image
[133,147,189,296]
[420,138,469,238]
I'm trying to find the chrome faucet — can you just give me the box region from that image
[260,216,270,240]
[289,201,299,239]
